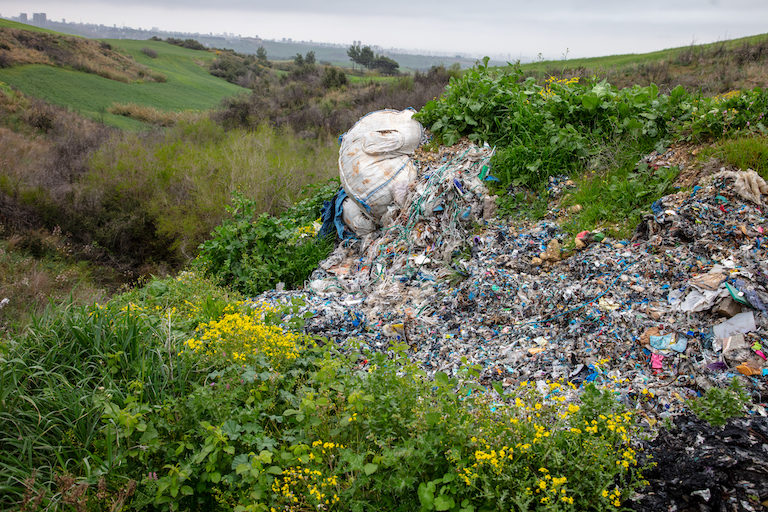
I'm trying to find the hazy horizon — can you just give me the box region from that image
[2,0,767,61]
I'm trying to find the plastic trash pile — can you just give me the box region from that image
[254,112,768,424]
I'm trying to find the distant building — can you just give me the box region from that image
[19,12,28,23]
[32,12,46,24]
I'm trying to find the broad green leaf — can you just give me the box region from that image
[435,495,455,511]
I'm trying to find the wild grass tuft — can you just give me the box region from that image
[702,134,768,179]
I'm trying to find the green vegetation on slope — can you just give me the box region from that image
[519,33,768,74]
[416,60,768,235]
[516,33,768,95]
[0,37,247,128]
[0,18,60,34]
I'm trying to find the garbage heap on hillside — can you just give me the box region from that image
[256,110,768,425]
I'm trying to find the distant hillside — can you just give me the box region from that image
[0,19,163,83]
[0,21,247,128]
[517,32,768,94]
[1,16,499,71]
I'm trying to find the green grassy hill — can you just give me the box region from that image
[0,21,248,128]
[519,33,768,73]
[513,32,768,94]
[0,18,59,33]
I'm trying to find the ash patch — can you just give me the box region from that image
[632,415,768,512]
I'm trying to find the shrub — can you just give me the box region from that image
[140,47,158,58]
[415,61,768,212]
[165,37,206,51]
[322,67,348,89]
[689,379,750,427]
[195,182,338,295]
[83,119,337,267]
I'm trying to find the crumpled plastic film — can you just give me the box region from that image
[252,150,768,427]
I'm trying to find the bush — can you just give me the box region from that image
[96,310,647,511]
[195,182,338,295]
[140,47,158,58]
[82,119,337,267]
[689,379,750,427]
[165,38,206,51]
[322,67,348,89]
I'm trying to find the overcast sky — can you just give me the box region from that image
[2,0,767,60]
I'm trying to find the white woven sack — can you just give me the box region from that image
[339,109,423,227]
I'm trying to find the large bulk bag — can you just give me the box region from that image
[339,109,424,229]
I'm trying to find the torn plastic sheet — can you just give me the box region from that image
[713,312,756,339]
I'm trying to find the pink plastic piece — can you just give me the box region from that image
[651,353,664,369]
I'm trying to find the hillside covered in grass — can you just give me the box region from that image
[0,20,248,129]
[517,32,768,94]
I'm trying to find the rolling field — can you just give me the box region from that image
[0,32,248,128]
[517,32,768,73]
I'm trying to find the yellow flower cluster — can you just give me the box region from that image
[539,75,580,98]
[182,304,310,366]
[271,466,340,510]
[602,487,622,507]
[294,223,319,241]
[460,437,518,484]
[713,90,740,103]
[460,379,639,508]
[312,440,346,453]
[533,468,573,505]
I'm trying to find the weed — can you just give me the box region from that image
[562,160,680,238]
[195,183,337,295]
[688,379,750,427]
[702,134,768,179]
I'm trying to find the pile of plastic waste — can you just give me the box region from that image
[255,111,768,426]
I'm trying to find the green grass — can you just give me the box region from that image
[517,33,768,74]
[346,74,399,84]
[0,18,62,34]
[0,39,247,129]
[701,135,768,179]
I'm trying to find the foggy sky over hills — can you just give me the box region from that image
[3,0,767,59]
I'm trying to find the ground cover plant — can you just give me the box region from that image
[1,271,648,511]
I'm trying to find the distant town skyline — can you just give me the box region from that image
[2,1,767,60]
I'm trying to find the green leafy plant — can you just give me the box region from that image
[689,378,750,427]
[195,184,337,296]
[415,63,768,226]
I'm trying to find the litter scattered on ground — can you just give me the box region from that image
[254,116,768,425]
